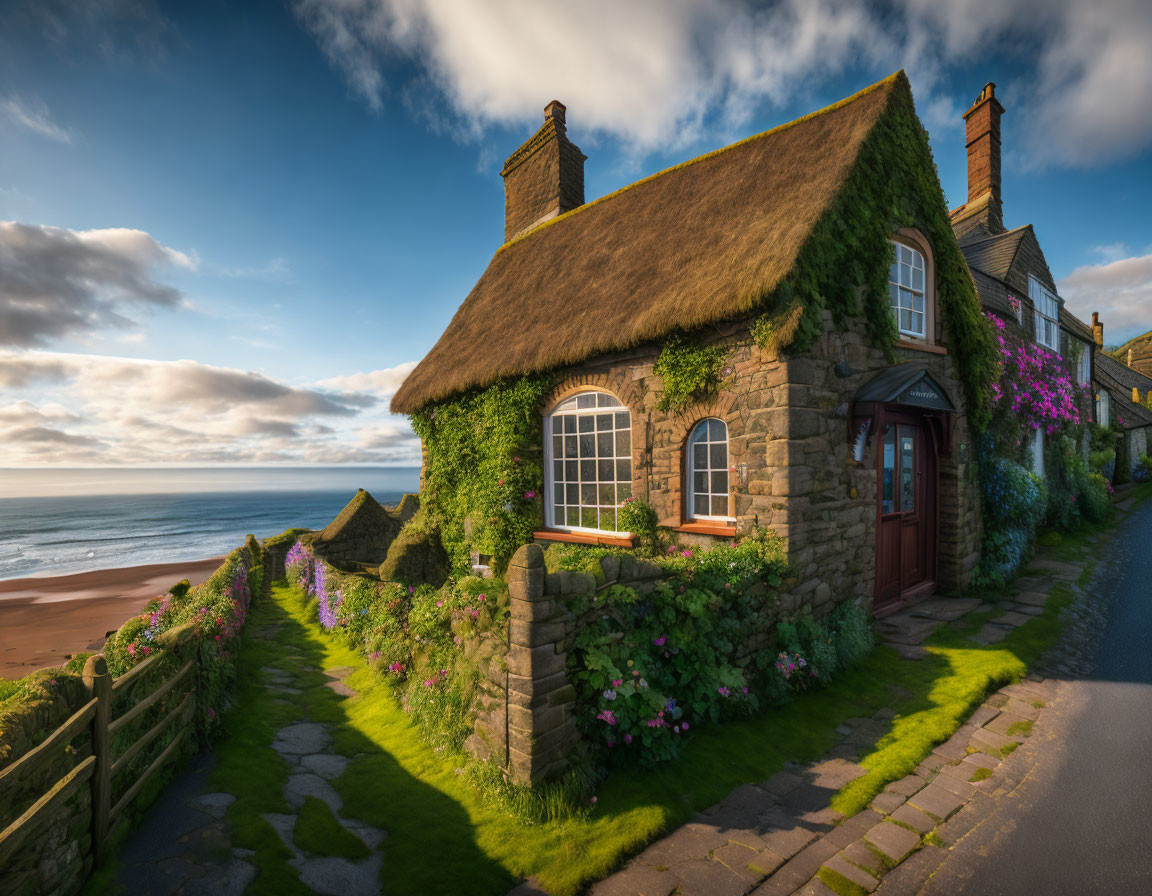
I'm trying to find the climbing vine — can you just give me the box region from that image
[750,74,998,430]
[653,334,729,412]
[410,375,552,574]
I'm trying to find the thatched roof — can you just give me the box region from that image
[392,72,908,413]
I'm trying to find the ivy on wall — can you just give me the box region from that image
[653,334,729,412]
[751,75,998,430]
[410,375,552,574]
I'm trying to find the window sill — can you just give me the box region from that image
[675,521,738,537]
[532,529,636,548]
[896,339,947,355]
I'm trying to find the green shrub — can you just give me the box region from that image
[379,512,450,587]
[618,497,660,549]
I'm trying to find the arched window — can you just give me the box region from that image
[889,240,927,339]
[545,391,632,533]
[686,419,731,520]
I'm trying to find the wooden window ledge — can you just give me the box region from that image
[674,521,738,537]
[896,339,947,355]
[532,529,636,548]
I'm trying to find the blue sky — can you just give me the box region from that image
[2,0,1151,469]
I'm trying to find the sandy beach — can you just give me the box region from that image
[0,557,225,679]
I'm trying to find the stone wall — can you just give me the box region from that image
[466,544,688,785]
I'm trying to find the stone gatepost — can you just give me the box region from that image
[505,544,579,786]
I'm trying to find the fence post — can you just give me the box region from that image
[82,655,111,865]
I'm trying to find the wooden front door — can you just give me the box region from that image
[875,408,937,610]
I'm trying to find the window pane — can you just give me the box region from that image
[694,471,707,493]
[566,506,580,526]
[580,507,598,529]
[882,429,895,514]
[614,412,629,429]
[581,484,596,505]
[695,494,709,515]
[565,460,578,480]
[912,266,923,291]
[712,471,728,493]
[553,459,563,480]
[578,415,593,433]
[552,435,562,457]
[598,459,614,481]
[912,292,924,312]
[599,509,617,531]
[889,262,898,283]
[564,435,578,458]
[553,484,564,504]
[598,484,614,504]
[618,483,632,502]
[563,415,576,434]
[578,433,594,456]
[566,483,579,503]
[911,312,924,336]
[694,443,708,468]
[616,459,631,481]
[595,413,612,431]
[709,419,726,440]
[615,430,631,455]
[900,262,912,287]
[900,309,912,331]
[597,432,613,456]
[901,244,912,264]
[711,496,728,517]
[710,443,725,468]
[580,459,595,480]
[888,282,899,306]
[597,393,617,408]
[900,428,916,512]
[577,393,596,409]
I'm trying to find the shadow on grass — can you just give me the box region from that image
[180,582,516,896]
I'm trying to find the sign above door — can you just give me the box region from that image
[853,364,956,412]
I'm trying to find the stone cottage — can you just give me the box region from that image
[1090,326,1152,474]
[949,83,1098,477]
[392,72,992,616]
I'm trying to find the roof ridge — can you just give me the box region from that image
[959,223,1032,247]
[495,71,907,255]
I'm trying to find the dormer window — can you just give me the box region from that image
[1029,276,1060,351]
[889,241,926,339]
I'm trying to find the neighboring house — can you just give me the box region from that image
[393,72,991,617]
[948,83,1097,477]
[1091,332,1152,474]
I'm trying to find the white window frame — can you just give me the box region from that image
[1096,389,1111,424]
[543,391,633,536]
[1029,428,1045,479]
[685,418,734,522]
[888,241,927,340]
[1029,276,1061,351]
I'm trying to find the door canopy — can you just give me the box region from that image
[853,364,956,412]
[849,364,957,455]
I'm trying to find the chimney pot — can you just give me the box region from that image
[1092,312,1104,348]
[544,100,566,127]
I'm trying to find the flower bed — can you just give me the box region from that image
[103,539,263,738]
[552,534,875,766]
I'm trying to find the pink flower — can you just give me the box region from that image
[423,679,433,688]
[436,600,443,607]
[653,635,666,646]
[612,678,623,687]
[126,643,136,656]
[624,734,633,744]
[717,686,731,697]
[478,594,486,602]
[681,722,689,731]
[524,490,537,499]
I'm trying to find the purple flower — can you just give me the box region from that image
[717,686,731,697]
[603,689,617,701]
[624,733,633,744]
[653,635,666,646]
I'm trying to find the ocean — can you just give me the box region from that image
[0,467,421,582]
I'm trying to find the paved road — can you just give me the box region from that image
[900,500,1152,895]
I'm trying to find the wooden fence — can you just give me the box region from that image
[0,622,200,888]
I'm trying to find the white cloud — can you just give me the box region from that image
[1059,251,1152,343]
[0,221,196,347]
[0,94,74,143]
[0,351,422,466]
[295,0,1152,167]
[317,361,417,397]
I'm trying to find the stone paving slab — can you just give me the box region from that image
[822,852,880,892]
[970,623,1012,644]
[907,597,983,621]
[884,775,927,798]
[907,783,966,823]
[890,803,936,834]
[840,838,888,877]
[984,710,1033,737]
[991,611,1034,627]
[754,838,838,895]
[864,821,920,864]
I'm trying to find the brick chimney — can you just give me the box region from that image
[961,82,1006,234]
[1093,312,1104,348]
[500,101,587,242]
